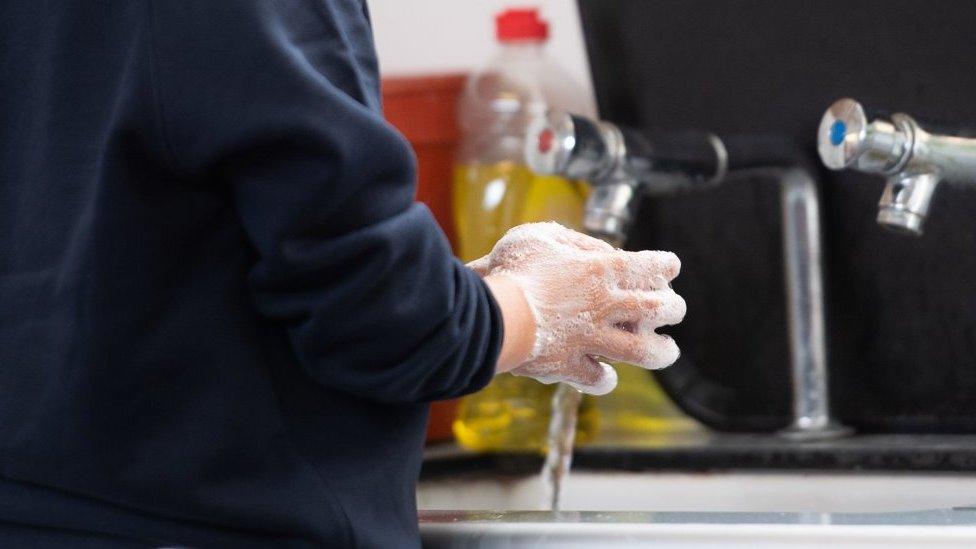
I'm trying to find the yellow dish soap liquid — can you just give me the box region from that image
[452,162,599,452]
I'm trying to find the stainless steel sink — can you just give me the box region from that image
[419,508,976,548]
[418,435,976,546]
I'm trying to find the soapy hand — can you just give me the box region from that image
[469,222,686,395]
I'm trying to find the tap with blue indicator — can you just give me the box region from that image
[818,98,976,235]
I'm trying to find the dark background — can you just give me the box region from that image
[577,0,976,432]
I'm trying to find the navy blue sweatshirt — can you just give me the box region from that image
[0,1,501,547]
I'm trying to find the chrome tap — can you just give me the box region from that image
[818,98,976,235]
[526,111,851,440]
[526,111,727,244]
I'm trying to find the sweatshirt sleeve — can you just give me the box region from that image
[147,0,501,403]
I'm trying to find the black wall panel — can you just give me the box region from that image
[577,0,976,431]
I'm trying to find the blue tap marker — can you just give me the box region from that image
[829,120,847,146]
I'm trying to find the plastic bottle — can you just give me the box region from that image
[451,8,596,452]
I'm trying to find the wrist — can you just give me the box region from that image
[483,274,536,373]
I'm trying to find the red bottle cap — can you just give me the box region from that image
[495,8,549,42]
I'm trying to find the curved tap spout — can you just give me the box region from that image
[878,171,941,235]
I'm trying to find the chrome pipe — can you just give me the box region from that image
[775,168,851,440]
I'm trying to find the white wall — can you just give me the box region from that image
[367,0,596,115]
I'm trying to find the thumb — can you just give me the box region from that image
[466,255,491,277]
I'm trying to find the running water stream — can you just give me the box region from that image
[540,382,583,511]
[540,235,626,511]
